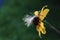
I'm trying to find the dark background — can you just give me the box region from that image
[0,0,60,40]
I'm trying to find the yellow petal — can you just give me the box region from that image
[40,22,46,34]
[39,5,49,21]
[34,11,39,17]
[36,22,46,37]
[36,24,41,37]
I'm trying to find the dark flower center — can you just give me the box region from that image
[33,17,40,25]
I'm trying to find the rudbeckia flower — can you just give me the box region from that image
[23,5,49,38]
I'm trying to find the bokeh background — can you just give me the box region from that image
[0,0,60,40]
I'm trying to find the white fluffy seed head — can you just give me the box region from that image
[23,15,36,27]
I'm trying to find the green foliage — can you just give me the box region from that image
[0,0,60,40]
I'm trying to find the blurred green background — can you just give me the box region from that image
[0,0,60,40]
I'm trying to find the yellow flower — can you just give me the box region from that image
[34,5,49,38]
